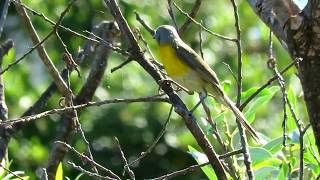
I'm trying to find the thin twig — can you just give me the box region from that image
[0,164,24,180]
[199,24,204,59]
[12,0,128,57]
[147,149,243,180]
[179,0,202,34]
[133,13,166,77]
[56,141,120,179]
[239,59,299,111]
[147,162,209,180]
[0,0,10,37]
[219,149,243,159]
[104,0,227,178]
[114,137,135,180]
[167,0,178,29]
[222,62,238,82]
[267,30,306,180]
[13,0,78,96]
[230,0,254,178]
[199,92,238,179]
[111,58,132,73]
[56,29,99,175]
[68,161,116,180]
[134,12,154,35]
[172,1,236,42]
[129,105,173,166]
[0,95,170,125]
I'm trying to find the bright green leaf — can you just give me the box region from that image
[55,162,63,180]
[286,86,298,131]
[242,86,279,123]
[263,136,283,154]
[278,161,290,180]
[255,166,278,180]
[249,147,273,166]
[188,146,217,180]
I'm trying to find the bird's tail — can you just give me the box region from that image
[222,94,260,142]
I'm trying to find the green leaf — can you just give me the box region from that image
[304,148,320,175]
[253,158,282,170]
[263,136,283,154]
[2,48,15,64]
[249,147,273,166]
[286,86,298,131]
[242,86,279,123]
[188,146,217,180]
[255,166,278,180]
[278,161,290,180]
[55,162,63,180]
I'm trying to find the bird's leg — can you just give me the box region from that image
[190,91,208,113]
[158,79,194,95]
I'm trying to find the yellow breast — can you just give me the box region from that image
[158,44,191,77]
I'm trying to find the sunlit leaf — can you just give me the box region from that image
[188,146,217,180]
[242,86,279,123]
[278,161,290,180]
[55,162,63,180]
[263,136,283,154]
[255,166,278,180]
[249,147,275,168]
[286,86,298,131]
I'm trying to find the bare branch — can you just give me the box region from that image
[68,161,116,180]
[1,95,169,126]
[0,0,10,37]
[114,137,135,180]
[230,0,254,178]
[179,0,202,34]
[129,105,173,166]
[13,0,78,96]
[104,0,227,178]
[56,141,120,179]
[172,1,236,42]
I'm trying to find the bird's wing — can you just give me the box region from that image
[174,41,221,86]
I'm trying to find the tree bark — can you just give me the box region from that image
[247,0,320,153]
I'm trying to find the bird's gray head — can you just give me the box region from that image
[153,25,180,45]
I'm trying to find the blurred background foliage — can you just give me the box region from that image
[1,0,318,179]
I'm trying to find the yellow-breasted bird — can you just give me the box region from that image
[154,25,259,141]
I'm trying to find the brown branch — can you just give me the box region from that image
[114,137,135,180]
[1,96,169,125]
[68,161,116,180]
[129,105,173,166]
[172,1,236,42]
[0,40,13,161]
[230,0,254,179]
[239,59,299,111]
[55,141,120,179]
[134,12,154,35]
[13,0,77,97]
[148,149,243,180]
[179,0,202,34]
[167,0,178,29]
[104,0,227,179]
[46,21,120,178]
[0,0,10,37]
